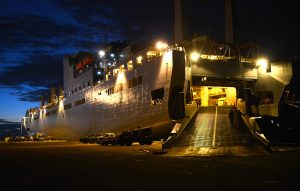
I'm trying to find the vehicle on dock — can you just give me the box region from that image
[80,134,99,143]
[24,135,34,141]
[80,127,153,146]
[99,133,117,145]
[31,133,44,142]
[118,127,153,146]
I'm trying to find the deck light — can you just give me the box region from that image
[256,58,268,67]
[99,50,105,58]
[136,56,142,64]
[190,51,200,62]
[156,41,168,50]
[256,58,270,72]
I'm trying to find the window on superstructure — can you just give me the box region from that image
[64,103,72,110]
[51,109,58,114]
[79,86,82,91]
[75,88,77,93]
[151,88,164,105]
[87,81,90,86]
[75,98,85,106]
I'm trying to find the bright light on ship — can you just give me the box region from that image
[110,53,115,58]
[256,58,269,72]
[147,51,156,56]
[190,51,200,62]
[58,99,64,114]
[256,57,272,73]
[136,56,142,64]
[156,41,168,50]
[99,50,105,58]
[116,71,126,84]
[256,58,268,68]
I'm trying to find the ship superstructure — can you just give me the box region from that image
[23,42,191,139]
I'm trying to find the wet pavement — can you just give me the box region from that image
[169,106,267,156]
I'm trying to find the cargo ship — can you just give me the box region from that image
[22,42,193,140]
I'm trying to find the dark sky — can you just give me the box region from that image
[0,0,299,122]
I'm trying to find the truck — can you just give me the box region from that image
[33,133,44,142]
[79,127,153,146]
[99,133,118,145]
[80,134,104,144]
[117,127,153,146]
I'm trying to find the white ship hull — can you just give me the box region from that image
[25,48,190,140]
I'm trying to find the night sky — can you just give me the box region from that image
[0,0,299,123]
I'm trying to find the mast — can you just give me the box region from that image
[174,0,183,44]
